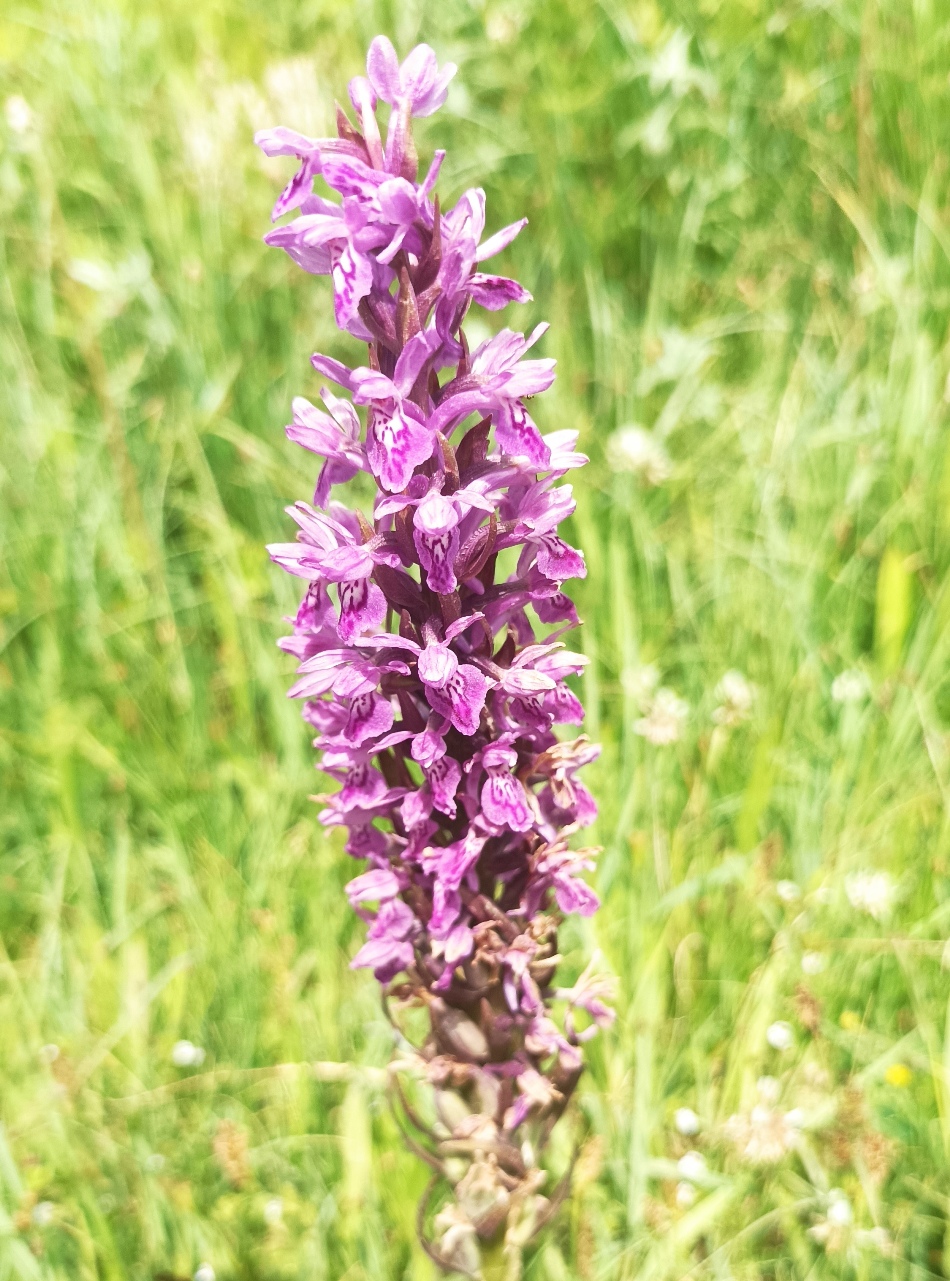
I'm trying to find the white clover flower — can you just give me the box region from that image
[826,1191,853,1226]
[31,1201,54,1227]
[634,688,689,745]
[776,880,801,903]
[171,1039,206,1068]
[607,425,672,485]
[674,1106,700,1136]
[831,669,871,704]
[263,1196,284,1227]
[724,1104,797,1165]
[808,1190,854,1251]
[801,950,826,975]
[675,1180,697,1208]
[5,95,32,134]
[712,670,755,727]
[144,1153,165,1173]
[194,1266,215,1281]
[676,1150,707,1182]
[39,1043,60,1064]
[766,1021,794,1052]
[845,871,897,921]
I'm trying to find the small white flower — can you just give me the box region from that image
[5,95,32,134]
[826,1190,852,1226]
[171,1039,206,1068]
[194,1265,216,1281]
[845,871,896,921]
[676,1150,707,1182]
[831,669,870,704]
[724,1105,797,1164]
[144,1153,165,1173]
[674,1106,700,1136]
[776,880,801,903]
[31,1201,54,1227]
[675,1180,697,1208]
[801,950,826,975]
[712,670,755,727]
[39,1043,60,1064]
[263,1196,284,1227]
[756,1075,781,1103]
[607,425,672,485]
[809,1191,854,1250]
[634,688,689,745]
[784,1107,805,1129]
[766,1021,794,1052]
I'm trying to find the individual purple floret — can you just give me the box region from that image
[257,34,611,1273]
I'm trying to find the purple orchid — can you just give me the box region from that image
[430,324,555,467]
[258,36,610,1272]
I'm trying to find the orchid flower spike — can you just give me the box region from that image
[257,34,607,1273]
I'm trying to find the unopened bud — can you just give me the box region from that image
[435,1088,472,1133]
[434,1203,481,1276]
[430,999,490,1063]
[455,1156,511,1240]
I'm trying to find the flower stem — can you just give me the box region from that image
[480,1238,521,1281]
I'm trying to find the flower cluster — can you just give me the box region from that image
[257,36,608,1264]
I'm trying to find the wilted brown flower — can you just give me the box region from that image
[794,984,823,1036]
[838,1083,866,1130]
[858,1131,895,1184]
[828,1129,852,1167]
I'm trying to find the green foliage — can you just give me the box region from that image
[2,0,950,1276]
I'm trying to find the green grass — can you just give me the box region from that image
[3,0,950,1276]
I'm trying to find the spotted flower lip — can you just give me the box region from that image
[258,35,606,1249]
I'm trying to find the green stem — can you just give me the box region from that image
[479,1238,521,1281]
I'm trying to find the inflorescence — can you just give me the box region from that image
[257,36,611,1271]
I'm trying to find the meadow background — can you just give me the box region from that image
[3,0,950,1276]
